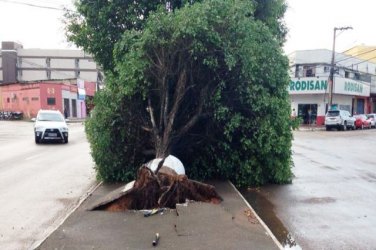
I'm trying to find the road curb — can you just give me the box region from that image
[29,181,102,250]
[228,181,284,250]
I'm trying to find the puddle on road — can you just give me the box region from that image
[240,188,302,250]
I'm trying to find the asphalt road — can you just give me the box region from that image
[243,128,376,250]
[0,121,96,250]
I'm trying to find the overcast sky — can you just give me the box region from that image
[1,0,376,54]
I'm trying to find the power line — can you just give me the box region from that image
[346,55,376,67]
[0,0,71,11]
[336,48,376,63]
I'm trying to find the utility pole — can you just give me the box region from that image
[328,26,353,109]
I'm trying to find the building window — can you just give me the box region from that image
[354,72,360,80]
[47,97,56,105]
[345,71,350,78]
[303,66,315,77]
[324,66,330,73]
[7,97,10,103]
[31,97,39,101]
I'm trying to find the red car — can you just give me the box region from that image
[354,114,372,129]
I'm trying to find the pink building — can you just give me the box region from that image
[0,80,96,119]
[0,41,101,119]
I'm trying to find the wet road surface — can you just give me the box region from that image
[243,129,376,250]
[0,121,96,250]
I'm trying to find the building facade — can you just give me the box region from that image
[0,80,96,118]
[0,41,101,118]
[288,49,376,125]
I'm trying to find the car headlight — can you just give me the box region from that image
[60,127,69,132]
[35,126,44,132]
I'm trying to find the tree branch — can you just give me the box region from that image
[176,83,208,138]
[147,96,160,143]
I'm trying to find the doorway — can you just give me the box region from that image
[71,99,77,117]
[298,104,318,125]
[63,98,70,117]
[356,99,364,115]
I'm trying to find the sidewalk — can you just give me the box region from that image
[66,118,86,124]
[36,181,281,250]
[297,124,325,131]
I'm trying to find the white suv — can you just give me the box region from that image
[325,110,356,131]
[33,110,69,143]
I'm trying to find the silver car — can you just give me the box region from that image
[32,110,69,143]
[325,110,356,131]
[366,113,376,128]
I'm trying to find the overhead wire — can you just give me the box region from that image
[0,0,75,11]
[346,55,376,67]
[335,48,376,63]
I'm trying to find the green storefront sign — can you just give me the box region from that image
[289,80,327,91]
[344,81,363,94]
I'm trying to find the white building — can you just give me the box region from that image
[0,41,102,85]
[288,49,376,125]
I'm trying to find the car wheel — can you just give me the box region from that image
[326,126,330,131]
[35,136,40,144]
[64,137,69,144]
[343,122,347,131]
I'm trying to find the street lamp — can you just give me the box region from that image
[328,26,353,109]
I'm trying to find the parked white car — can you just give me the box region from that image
[366,113,376,128]
[32,110,69,144]
[325,109,356,131]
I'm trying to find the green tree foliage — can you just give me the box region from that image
[65,0,287,71]
[73,0,293,187]
[65,0,196,72]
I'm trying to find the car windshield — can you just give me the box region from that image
[37,113,64,122]
[327,110,339,117]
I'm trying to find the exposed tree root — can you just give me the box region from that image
[91,165,222,211]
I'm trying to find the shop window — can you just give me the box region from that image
[303,66,315,77]
[47,97,56,105]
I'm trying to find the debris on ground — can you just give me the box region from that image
[89,155,222,211]
[152,233,160,247]
[143,208,165,217]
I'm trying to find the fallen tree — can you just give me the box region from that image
[90,158,222,211]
